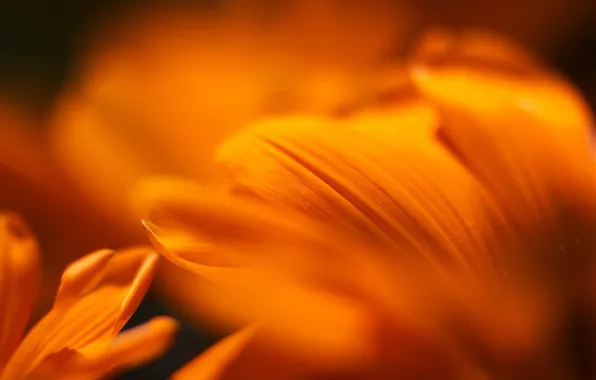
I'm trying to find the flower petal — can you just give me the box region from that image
[0,213,40,367]
[408,28,596,370]
[216,116,498,273]
[138,179,403,308]
[23,317,177,380]
[408,27,596,282]
[1,247,158,379]
[74,316,178,378]
[408,28,593,128]
[53,249,115,308]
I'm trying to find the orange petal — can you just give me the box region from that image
[408,28,596,278]
[172,326,257,380]
[138,178,405,306]
[2,247,158,379]
[408,28,593,130]
[342,69,438,141]
[216,116,497,273]
[138,181,489,375]
[53,249,115,307]
[72,316,178,378]
[0,213,40,367]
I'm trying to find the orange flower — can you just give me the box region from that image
[0,213,177,379]
[136,29,596,378]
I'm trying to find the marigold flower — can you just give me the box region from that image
[0,213,177,379]
[135,29,596,378]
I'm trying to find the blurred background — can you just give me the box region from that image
[0,0,595,378]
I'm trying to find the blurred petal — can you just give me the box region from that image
[2,248,158,379]
[139,181,484,373]
[408,29,596,370]
[343,68,438,140]
[48,94,159,230]
[1,98,136,319]
[408,27,596,290]
[408,28,593,129]
[0,213,40,367]
[171,326,256,380]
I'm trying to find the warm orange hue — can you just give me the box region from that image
[171,326,256,380]
[0,98,137,319]
[0,213,177,379]
[46,1,415,228]
[136,29,596,378]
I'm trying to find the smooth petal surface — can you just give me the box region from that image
[0,213,40,368]
[1,247,159,380]
[53,249,115,307]
[48,94,160,230]
[408,28,593,128]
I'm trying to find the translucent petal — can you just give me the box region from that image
[2,248,158,379]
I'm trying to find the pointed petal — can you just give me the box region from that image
[172,327,257,380]
[0,213,40,367]
[74,316,178,378]
[22,318,177,380]
[2,247,158,379]
[139,180,403,306]
[53,249,115,307]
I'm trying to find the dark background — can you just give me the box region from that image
[1,1,594,378]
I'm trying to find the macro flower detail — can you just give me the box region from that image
[136,29,596,379]
[0,213,177,380]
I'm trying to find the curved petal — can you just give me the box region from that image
[72,316,178,378]
[216,116,498,273]
[408,28,596,370]
[0,213,40,368]
[408,28,593,128]
[1,247,158,380]
[408,29,596,280]
[136,177,418,310]
[23,317,178,380]
[53,249,115,307]
[138,180,487,374]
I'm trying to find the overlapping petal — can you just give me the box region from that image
[0,247,162,379]
[134,27,595,378]
[408,32,596,363]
